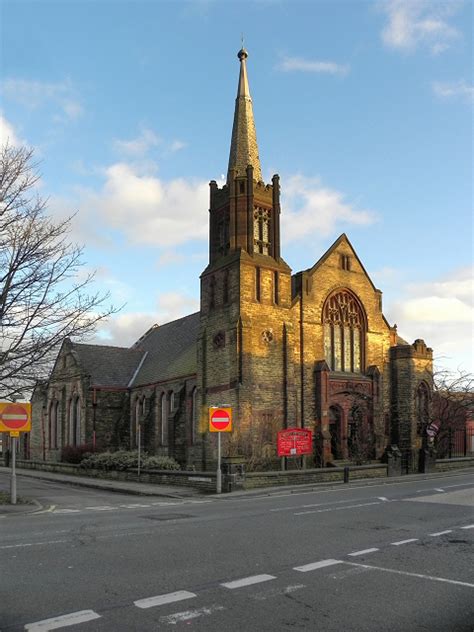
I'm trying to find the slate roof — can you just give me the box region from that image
[71,343,145,388]
[130,312,200,387]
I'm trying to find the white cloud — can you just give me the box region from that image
[277,56,349,75]
[113,130,187,157]
[169,139,187,152]
[2,78,83,120]
[379,0,461,54]
[281,175,377,242]
[74,161,209,247]
[113,128,162,156]
[432,80,474,102]
[385,266,473,372]
[0,113,25,147]
[94,291,199,347]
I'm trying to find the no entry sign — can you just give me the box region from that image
[0,402,31,432]
[209,407,232,432]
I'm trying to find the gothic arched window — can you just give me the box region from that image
[69,396,81,446]
[160,393,168,446]
[323,290,365,373]
[253,208,271,255]
[191,387,198,445]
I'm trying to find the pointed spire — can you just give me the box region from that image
[227,47,262,183]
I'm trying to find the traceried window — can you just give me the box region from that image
[253,208,271,255]
[323,290,365,373]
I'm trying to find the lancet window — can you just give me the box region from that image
[253,208,271,255]
[323,290,365,373]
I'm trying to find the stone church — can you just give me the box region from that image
[29,48,433,472]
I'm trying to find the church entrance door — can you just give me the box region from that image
[329,406,342,460]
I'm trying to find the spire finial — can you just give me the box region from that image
[227,44,262,182]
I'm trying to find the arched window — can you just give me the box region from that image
[253,208,271,255]
[323,290,365,373]
[161,393,168,446]
[416,382,430,436]
[69,396,81,446]
[49,401,59,449]
[191,387,198,445]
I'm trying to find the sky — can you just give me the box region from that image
[1,0,472,374]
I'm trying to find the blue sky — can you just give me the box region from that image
[1,0,472,373]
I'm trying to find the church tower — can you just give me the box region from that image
[197,48,296,466]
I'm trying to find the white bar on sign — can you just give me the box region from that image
[134,590,197,609]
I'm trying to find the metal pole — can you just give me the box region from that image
[216,432,222,494]
[137,424,141,479]
[10,436,17,505]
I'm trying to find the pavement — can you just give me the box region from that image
[1,463,473,517]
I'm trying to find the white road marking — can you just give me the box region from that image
[390,538,419,546]
[348,548,380,556]
[429,530,453,537]
[221,574,276,589]
[294,559,343,572]
[1,539,67,550]
[344,561,474,588]
[461,524,474,529]
[24,609,101,630]
[119,503,152,508]
[134,590,197,609]
[295,501,381,515]
[85,506,115,511]
[53,509,80,514]
[442,483,474,489]
[434,488,445,492]
[377,497,389,501]
[159,604,224,625]
[252,584,306,601]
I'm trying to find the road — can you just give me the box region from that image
[1,470,473,631]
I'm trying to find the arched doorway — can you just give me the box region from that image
[329,406,342,460]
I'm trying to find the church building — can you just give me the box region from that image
[29,49,433,472]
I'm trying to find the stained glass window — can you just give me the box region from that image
[322,290,365,372]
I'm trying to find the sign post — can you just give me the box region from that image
[10,435,17,505]
[209,407,232,494]
[0,402,32,505]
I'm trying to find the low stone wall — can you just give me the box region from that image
[243,464,388,490]
[435,457,474,472]
[15,459,216,493]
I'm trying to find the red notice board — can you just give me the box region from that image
[277,428,313,457]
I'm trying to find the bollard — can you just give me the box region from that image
[343,466,350,484]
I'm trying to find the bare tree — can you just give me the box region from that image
[431,368,474,457]
[0,143,118,399]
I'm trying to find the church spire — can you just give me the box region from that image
[227,47,263,183]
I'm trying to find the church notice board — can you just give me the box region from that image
[277,428,313,457]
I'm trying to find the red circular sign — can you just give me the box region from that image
[210,408,231,431]
[0,403,29,430]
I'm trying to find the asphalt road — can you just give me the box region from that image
[1,471,473,631]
